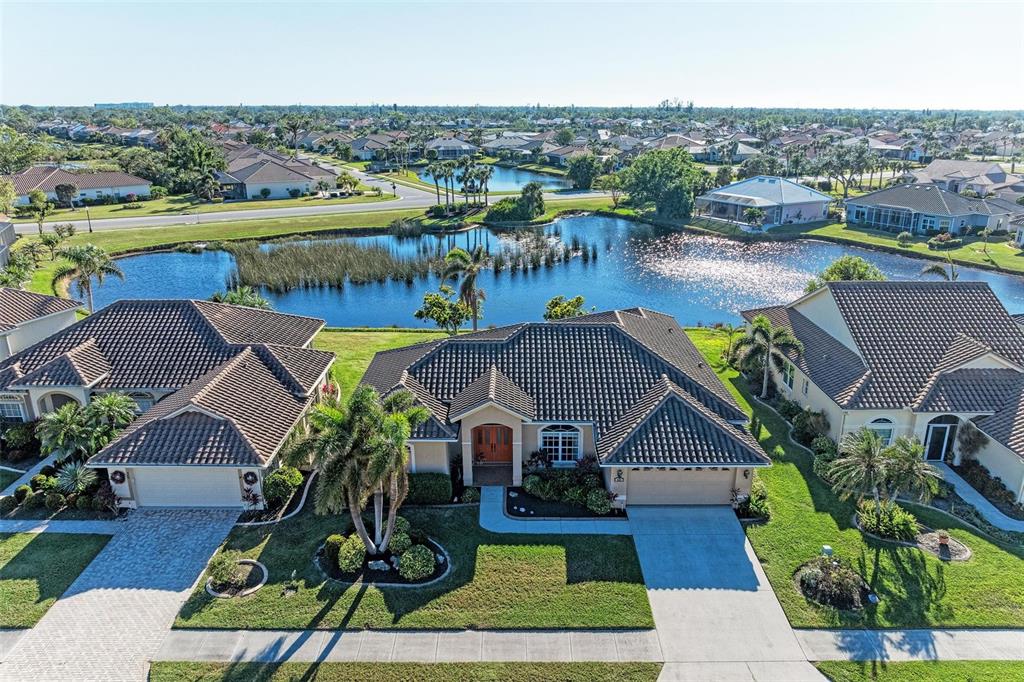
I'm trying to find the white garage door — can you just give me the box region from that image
[627,468,735,505]
[131,467,244,508]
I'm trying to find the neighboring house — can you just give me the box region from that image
[216,146,337,199]
[425,137,478,160]
[845,184,1016,235]
[2,167,152,206]
[0,299,334,509]
[696,176,832,226]
[350,134,398,161]
[0,288,81,363]
[362,308,770,506]
[907,159,1024,198]
[742,281,1024,503]
[543,145,593,167]
[1015,215,1024,247]
[0,218,14,267]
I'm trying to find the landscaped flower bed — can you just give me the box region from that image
[514,456,620,518]
[237,467,310,524]
[506,486,624,518]
[796,555,870,611]
[315,515,447,585]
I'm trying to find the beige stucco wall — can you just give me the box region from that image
[791,289,860,355]
[458,404,524,485]
[522,423,596,459]
[1,309,79,361]
[971,439,1024,502]
[410,441,451,474]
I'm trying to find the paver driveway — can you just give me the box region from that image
[628,506,824,681]
[0,509,236,682]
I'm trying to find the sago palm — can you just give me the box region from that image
[734,314,803,398]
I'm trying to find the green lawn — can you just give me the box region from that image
[314,328,447,399]
[816,661,1024,682]
[0,532,110,627]
[174,505,651,630]
[13,190,392,224]
[686,328,1024,629]
[150,662,662,682]
[0,469,21,490]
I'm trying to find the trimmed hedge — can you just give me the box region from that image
[263,466,303,506]
[858,501,918,541]
[398,544,434,581]
[406,473,452,505]
[337,535,366,573]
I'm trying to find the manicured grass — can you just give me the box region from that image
[13,190,391,224]
[0,532,110,627]
[0,469,21,490]
[686,328,1024,629]
[512,162,569,177]
[150,662,662,682]
[816,660,1024,682]
[174,505,651,630]
[314,328,448,399]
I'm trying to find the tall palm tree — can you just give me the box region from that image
[882,436,939,504]
[442,161,456,210]
[443,245,488,331]
[51,244,124,313]
[830,427,887,514]
[478,165,494,206]
[456,156,475,205]
[425,163,442,205]
[718,323,742,366]
[734,314,804,399]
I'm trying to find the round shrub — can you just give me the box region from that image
[24,490,44,509]
[388,531,412,555]
[523,474,542,497]
[207,550,245,588]
[91,496,107,512]
[14,484,31,503]
[564,485,588,507]
[75,494,93,511]
[324,534,346,567]
[39,476,60,493]
[896,231,913,246]
[586,488,612,515]
[39,465,57,477]
[461,487,480,503]
[263,466,303,506]
[582,474,602,490]
[44,492,66,511]
[30,474,48,491]
[406,473,452,505]
[0,496,17,514]
[337,535,366,574]
[858,502,918,541]
[393,515,411,535]
[399,544,434,581]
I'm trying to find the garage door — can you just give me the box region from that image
[131,467,244,508]
[627,468,734,505]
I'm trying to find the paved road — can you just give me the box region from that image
[0,509,236,682]
[13,163,603,235]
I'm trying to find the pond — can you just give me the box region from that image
[416,164,573,192]
[90,215,1024,328]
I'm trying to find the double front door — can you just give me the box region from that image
[474,424,513,463]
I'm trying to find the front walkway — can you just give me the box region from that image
[0,508,236,682]
[797,628,1024,662]
[478,486,631,535]
[934,463,1024,532]
[0,454,58,499]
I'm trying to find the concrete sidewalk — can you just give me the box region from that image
[155,628,663,664]
[934,463,1024,532]
[0,454,58,499]
[797,628,1024,662]
[478,486,631,535]
[0,518,123,534]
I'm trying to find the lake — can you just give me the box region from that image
[417,164,573,192]
[91,215,1024,328]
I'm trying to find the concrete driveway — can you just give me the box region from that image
[629,506,823,681]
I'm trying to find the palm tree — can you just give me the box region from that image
[920,254,959,281]
[87,392,137,441]
[210,286,272,309]
[456,156,475,205]
[718,323,742,365]
[281,115,307,158]
[17,241,46,266]
[830,427,887,514]
[478,165,494,206]
[51,244,125,312]
[443,246,488,331]
[734,314,803,399]
[36,402,94,460]
[442,161,456,210]
[315,179,331,196]
[882,437,939,504]
[425,163,442,205]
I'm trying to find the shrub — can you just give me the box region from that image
[324,534,345,568]
[928,234,962,249]
[75,494,93,510]
[485,197,527,222]
[288,188,301,198]
[389,531,412,555]
[44,492,66,511]
[263,466,303,506]
[30,474,48,491]
[337,534,366,573]
[956,459,1020,511]
[427,204,446,218]
[776,398,802,421]
[522,474,543,497]
[14,484,31,502]
[2,422,36,451]
[398,544,434,581]
[586,488,612,515]
[461,487,480,503]
[896,231,913,246]
[857,501,918,541]
[564,485,588,507]
[393,515,411,535]
[736,475,770,520]
[811,436,840,481]
[149,185,168,199]
[208,550,245,588]
[798,555,864,610]
[259,188,271,199]
[792,409,830,445]
[0,496,16,514]
[406,472,452,505]
[91,496,106,512]
[39,465,56,477]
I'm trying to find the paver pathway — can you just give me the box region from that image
[934,463,1024,532]
[0,508,235,682]
[478,485,631,535]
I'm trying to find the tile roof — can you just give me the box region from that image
[976,387,1024,460]
[2,167,150,195]
[844,184,1015,217]
[0,287,81,333]
[915,369,1024,414]
[362,309,763,468]
[11,338,111,388]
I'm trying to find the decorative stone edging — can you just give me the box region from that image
[236,471,317,527]
[206,559,268,599]
[312,538,452,589]
[501,490,629,523]
[852,513,973,561]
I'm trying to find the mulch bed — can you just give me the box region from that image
[915,531,972,561]
[315,537,448,586]
[237,470,312,524]
[794,560,873,612]
[209,562,265,597]
[505,487,625,519]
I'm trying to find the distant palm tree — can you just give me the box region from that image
[51,244,124,312]
[718,323,742,365]
[734,314,803,399]
[443,245,488,331]
[424,163,442,205]
[478,165,494,206]
[456,156,475,205]
[920,254,959,281]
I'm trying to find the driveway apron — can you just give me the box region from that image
[0,509,236,682]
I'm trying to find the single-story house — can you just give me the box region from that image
[216,146,338,199]
[906,159,1024,197]
[844,184,1016,235]
[696,176,832,226]
[425,138,478,160]
[0,299,334,509]
[743,281,1024,503]
[349,134,402,161]
[362,308,770,506]
[2,167,152,206]
[543,145,592,167]
[0,219,14,267]
[0,288,80,363]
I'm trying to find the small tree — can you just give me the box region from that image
[543,295,587,320]
[0,178,15,215]
[594,172,624,208]
[259,187,271,200]
[414,284,471,335]
[28,190,53,235]
[715,165,734,187]
[734,314,804,399]
[743,207,766,226]
[54,183,79,209]
[805,255,885,293]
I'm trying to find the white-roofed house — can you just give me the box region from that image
[696,176,833,227]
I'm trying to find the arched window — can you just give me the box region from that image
[540,425,580,464]
[867,418,894,446]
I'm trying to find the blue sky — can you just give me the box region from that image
[2,1,1022,110]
